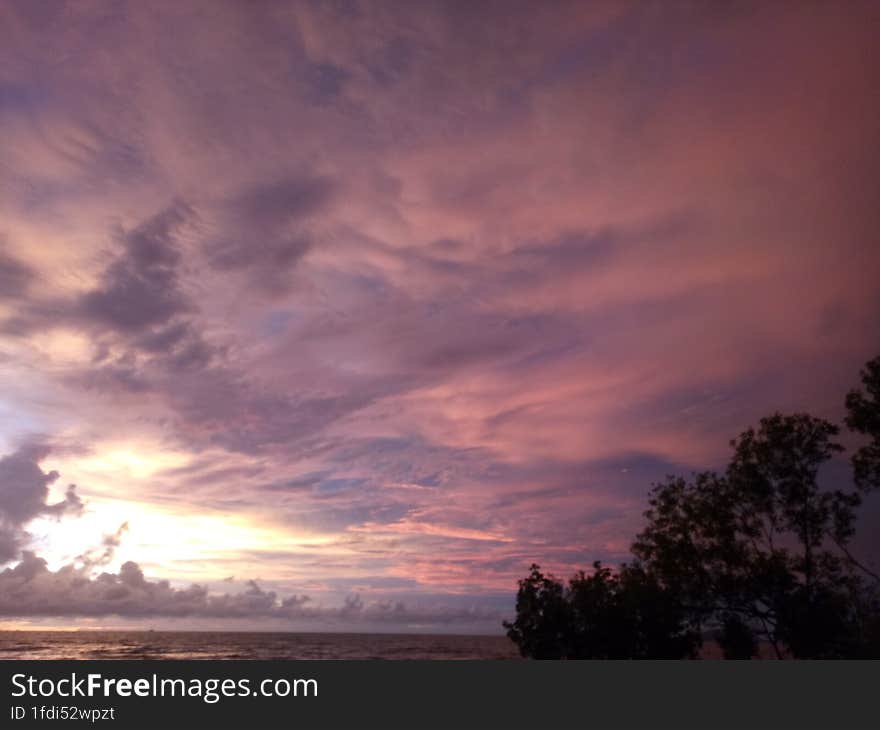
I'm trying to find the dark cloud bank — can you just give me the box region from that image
[0,552,498,626]
[0,443,82,563]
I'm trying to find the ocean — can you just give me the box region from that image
[0,631,519,660]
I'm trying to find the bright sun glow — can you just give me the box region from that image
[27,443,340,585]
[70,446,192,481]
[28,496,338,584]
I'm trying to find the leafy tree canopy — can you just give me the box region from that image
[507,356,880,659]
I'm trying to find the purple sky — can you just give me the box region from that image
[0,1,878,633]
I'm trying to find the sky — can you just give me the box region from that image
[0,0,878,633]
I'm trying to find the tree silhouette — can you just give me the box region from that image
[634,413,874,657]
[504,562,699,659]
[507,356,880,659]
[846,356,880,492]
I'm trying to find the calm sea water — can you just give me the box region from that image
[0,631,519,660]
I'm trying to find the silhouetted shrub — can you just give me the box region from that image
[504,562,699,659]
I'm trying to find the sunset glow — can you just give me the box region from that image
[1,1,878,633]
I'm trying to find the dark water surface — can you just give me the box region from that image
[0,631,518,660]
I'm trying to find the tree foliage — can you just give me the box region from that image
[633,413,871,658]
[846,356,880,492]
[507,356,880,659]
[504,563,699,659]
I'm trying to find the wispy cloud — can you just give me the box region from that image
[0,0,878,629]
